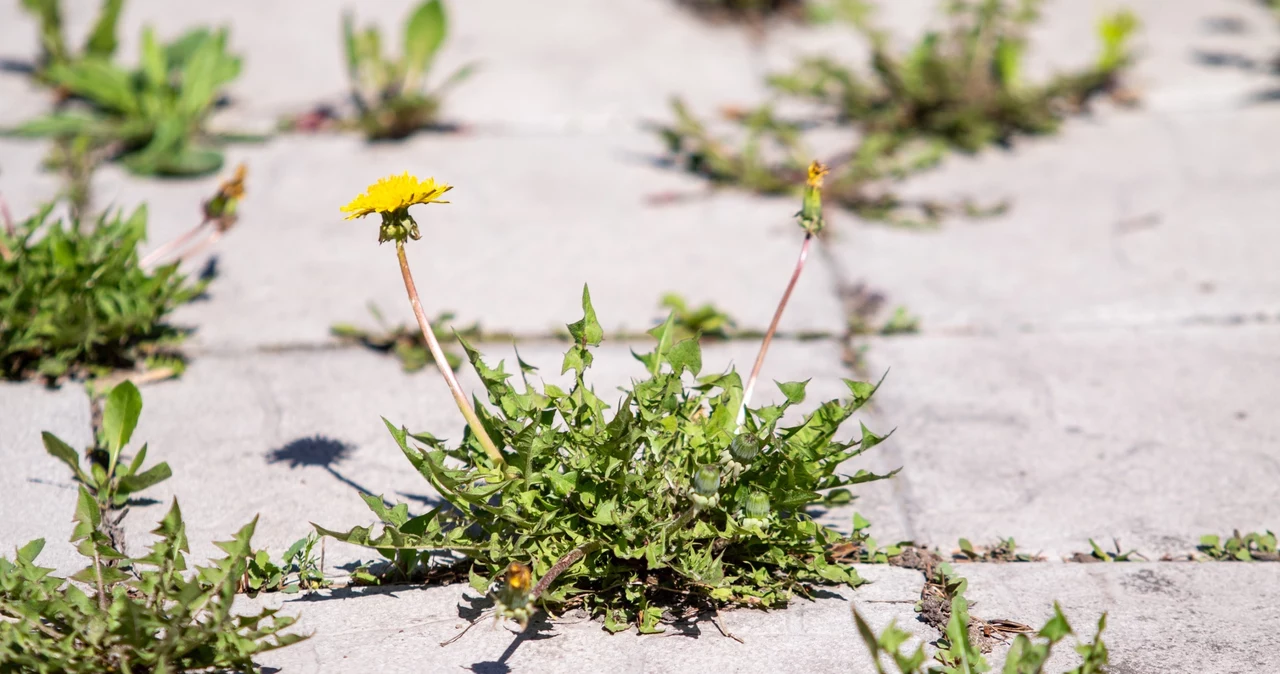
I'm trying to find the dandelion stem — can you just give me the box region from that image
[140,218,210,268]
[738,232,813,426]
[532,540,601,599]
[395,240,505,467]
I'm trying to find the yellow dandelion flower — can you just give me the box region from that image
[504,562,532,593]
[220,163,248,200]
[340,172,453,220]
[806,160,829,189]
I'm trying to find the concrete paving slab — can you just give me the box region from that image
[244,564,928,674]
[0,138,60,220]
[862,324,1280,560]
[827,106,1280,335]
[0,338,904,574]
[0,380,91,574]
[959,562,1280,673]
[88,131,845,350]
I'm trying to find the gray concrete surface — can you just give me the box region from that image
[960,562,1280,672]
[864,325,1280,560]
[1,0,1278,672]
[243,565,929,674]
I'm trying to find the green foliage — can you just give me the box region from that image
[1198,530,1278,562]
[878,307,921,335]
[318,286,898,632]
[659,292,738,341]
[331,304,486,373]
[1078,538,1145,562]
[8,25,244,177]
[954,537,1042,563]
[243,533,331,595]
[18,0,123,75]
[0,494,304,673]
[657,0,1139,226]
[0,203,203,382]
[42,381,172,512]
[856,576,1109,673]
[341,0,474,140]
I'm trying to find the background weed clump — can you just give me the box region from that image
[320,287,897,632]
[658,0,1139,226]
[9,22,246,177]
[0,203,204,382]
[336,0,474,140]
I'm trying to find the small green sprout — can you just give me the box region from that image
[1198,530,1278,562]
[241,533,331,595]
[659,293,738,341]
[331,304,484,373]
[43,381,171,516]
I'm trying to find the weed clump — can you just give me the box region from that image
[657,0,1140,226]
[322,166,896,633]
[9,21,246,177]
[0,381,305,672]
[321,289,897,632]
[0,205,201,382]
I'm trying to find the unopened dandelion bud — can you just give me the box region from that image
[745,491,771,519]
[694,465,721,497]
[797,160,828,235]
[730,435,760,462]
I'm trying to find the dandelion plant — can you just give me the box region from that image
[320,165,898,633]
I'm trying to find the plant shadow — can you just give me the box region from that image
[266,435,388,506]
[464,612,558,674]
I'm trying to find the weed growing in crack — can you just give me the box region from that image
[1068,538,1146,563]
[0,167,245,383]
[241,532,332,595]
[1198,530,1278,562]
[2,383,305,671]
[319,165,902,634]
[0,499,304,672]
[42,382,171,553]
[331,303,487,373]
[954,537,1044,563]
[7,20,251,177]
[285,0,474,139]
[857,557,1109,674]
[656,0,1140,226]
[658,292,739,341]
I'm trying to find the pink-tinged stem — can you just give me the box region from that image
[140,218,211,268]
[738,232,813,426]
[395,240,505,467]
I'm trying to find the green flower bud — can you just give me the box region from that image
[745,491,771,519]
[797,160,828,235]
[693,465,721,497]
[730,435,760,462]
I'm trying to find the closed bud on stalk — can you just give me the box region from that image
[730,435,760,462]
[745,491,771,519]
[694,465,721,497]
[797,160,828,235]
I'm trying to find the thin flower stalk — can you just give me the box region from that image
[394,239,504,467]
[141,164,247,269]
[737,161,828,427]
[341,172,505,468]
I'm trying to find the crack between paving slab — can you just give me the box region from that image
[185,331,848,359]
